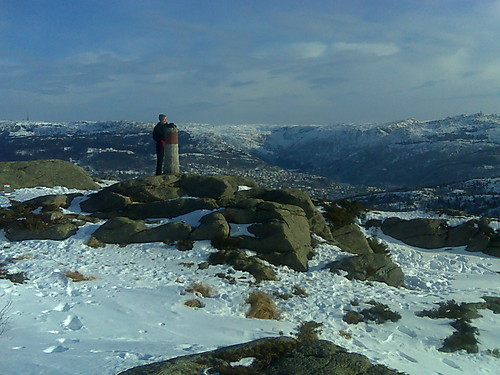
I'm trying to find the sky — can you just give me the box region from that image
[1,0,500,125]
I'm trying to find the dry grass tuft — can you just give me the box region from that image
[186,282,217,298]
[297,321,323,341]
[339,330,352,339]
[184,299,204,308]
[245,291,280,320]
[292,285,309,298]
[86,237,106,248]
[65,271,98,282]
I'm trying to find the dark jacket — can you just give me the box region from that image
[153,122,177,146]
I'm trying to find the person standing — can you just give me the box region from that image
[153,114,178,175]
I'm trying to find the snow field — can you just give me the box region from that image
[0,187,498,375]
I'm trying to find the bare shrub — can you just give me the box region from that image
[246,291,280,320]
[186,282,217,298]
[0,296,12,336]
[65,271,98,282]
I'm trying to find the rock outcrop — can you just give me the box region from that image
[83,174,333,271]
[381,217,500,257]
[117,336,405,375]
[327,253,405,287]
[0,159,99,190]
[1,194,97,241]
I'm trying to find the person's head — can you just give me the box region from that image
[159,114,168,124]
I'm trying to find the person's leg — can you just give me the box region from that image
[155,144,164,175]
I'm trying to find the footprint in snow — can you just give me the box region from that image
[53,302,71,312]
[442,358,461,370]
[397,326,418,338]
[43,345,69,354]
[398,351,418,363]
[62,315,84,331]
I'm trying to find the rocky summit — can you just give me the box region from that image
[82,173,333,272]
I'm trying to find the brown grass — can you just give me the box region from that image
[86,237,106,248]
[184,299,204,308]
[292,285,309,298]
[339,330,352,339]
[186,282,217,298]
[296,321,323,341]
[245,291,280,320]
[65,271,98,282]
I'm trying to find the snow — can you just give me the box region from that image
[0,186,499,375]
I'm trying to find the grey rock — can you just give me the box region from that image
[109,174,182,199]
[466,233,491,252]
[447,221,479,247]
[381,217,448,249]
[80,191,132,214]
[5,221,79,241]
[23,193,82,211]
[0,159,99,190]
[239,204,313,271]
[484,236,500,257]
[261,189,333,241]
[179,174,259,200]
[91,217,147,244]
[208,249,277,282]
[132,222,192,243]
[190,212,230,240]
[124,198,218,219]
[331,224,374,255]
[266,340,373,375]
[117,337,404,375]
[327,253,405,287]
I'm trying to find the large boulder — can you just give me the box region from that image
[90,217,148,244]
[5,220,79,241]
[208,249,277,282]
[0,159,99,190]
[381,217,448,249]
[190,212,230,240]
[117,337,404,375]
[90,217,193,244]
[179,174,259,199]
[22,193,83,211]
[227,201,314,272]
[327,253,405,287]
[381,217,499,257]
[261,189,333,241]
[331,224,374,255]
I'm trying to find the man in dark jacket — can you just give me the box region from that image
[153,114,177,175]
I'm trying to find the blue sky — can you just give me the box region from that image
[1,0,500,124]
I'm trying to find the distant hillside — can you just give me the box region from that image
[354,177,500,217]
[1,112,498,193]
[240,113,499,189]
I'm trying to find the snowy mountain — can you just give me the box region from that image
[245,113,500,189]
[1,112,498,195]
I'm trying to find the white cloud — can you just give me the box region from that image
[285,42,328,59]
[332,42,400,57]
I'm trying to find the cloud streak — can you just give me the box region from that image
[0,1,499,124]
